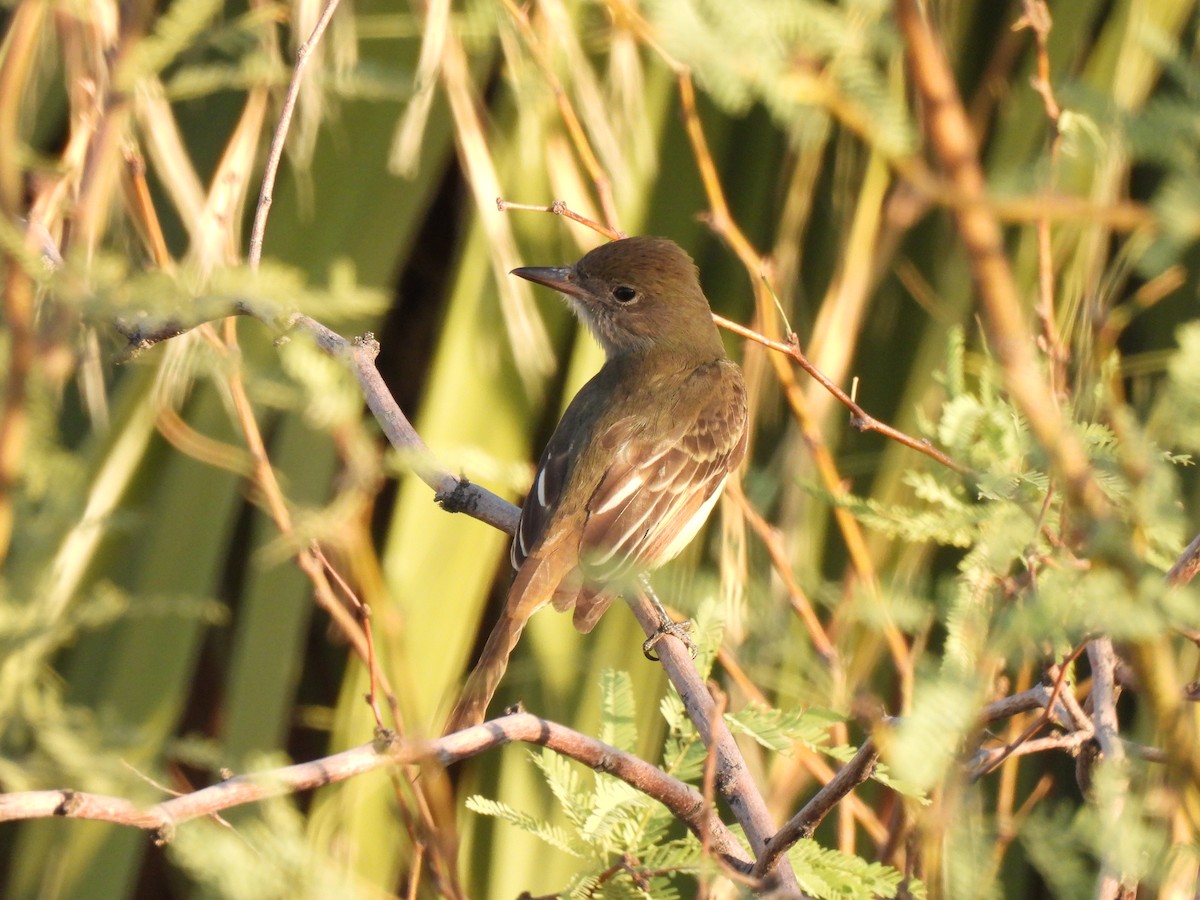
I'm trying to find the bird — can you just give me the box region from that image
[444,236,748,732]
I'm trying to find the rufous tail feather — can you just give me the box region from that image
[443,539,573,734]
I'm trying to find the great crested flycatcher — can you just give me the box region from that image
[444,236,748,732]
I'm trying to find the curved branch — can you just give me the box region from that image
[0,715,756,876]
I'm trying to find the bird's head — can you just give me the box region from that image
[512,236,723,359]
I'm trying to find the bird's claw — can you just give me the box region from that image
[642,619,696,661]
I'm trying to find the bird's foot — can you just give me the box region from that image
[642,618,696,661]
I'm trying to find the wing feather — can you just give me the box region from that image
[580,359,747,581]
[509,356,747,629]
[512,436,573,572]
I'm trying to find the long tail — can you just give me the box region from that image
[443,540,572,734]
[442,602,530,733]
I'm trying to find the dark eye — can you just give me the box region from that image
[612,285,638,304]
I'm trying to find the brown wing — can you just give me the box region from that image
[579,358,747,582]
[509,356,746,630]
[510,368,613,587]
[511,433,572,573]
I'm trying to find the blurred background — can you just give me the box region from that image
[2,0,1200,896]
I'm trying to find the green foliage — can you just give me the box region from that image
[46,255,386,337]
[887,670,983,791]
[726,703,842,755]
[1019,768,1183,900]
[599,668,639,752]
[1155,322,1200,451]
[1019,803,1098,900]
[470,663,913,898]
[834,322,1200,891]
[843,327,1199,666]
[169,796,377,900]
[468,670,696,897]
[646,0,912,154]
[1067,23,1200,272]
[789,838,914,900]
[467,793,584,858]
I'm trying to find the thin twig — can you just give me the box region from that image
[497,197,622,241]
[969,731,1092,779]
[1014,0,1069,399]
[311,542,387,729]
[208,317,403,730]
[891,153,1153,232]
[247,0,344,268]
[121,145,172,268]
[698,684,728,881]
[973,646,1088,779]
[726,480,837,659]
[713,313,969,474]
[753,739,880,879]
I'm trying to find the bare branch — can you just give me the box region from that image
[712,313,968,474]
[753,739,880,879]
[1086,638,1131,900]
[0,715,757,875]
[624,589,801,891]
[335,325,521,535]
[978,684,1057,725]
[247,0,344,268]
[497,197,622,241]
[1167,531,1200,585]
[973,648,1089,779]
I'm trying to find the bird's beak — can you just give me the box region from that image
[510,265,589,300]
